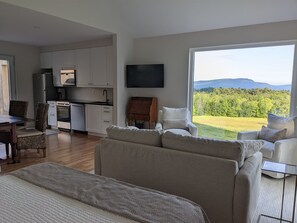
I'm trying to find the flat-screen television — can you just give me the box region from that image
[126,64,164,88]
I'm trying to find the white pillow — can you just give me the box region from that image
[267,113,297,138]
[162,107,188,120]
[163,119,188,130]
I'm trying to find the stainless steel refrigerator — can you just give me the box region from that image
[33,71,56,116]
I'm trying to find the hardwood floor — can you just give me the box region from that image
[0,131,101,174]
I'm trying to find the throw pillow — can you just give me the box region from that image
[267,113,297,138]
[259,126,287,143]
[237,140,264,158]
[162,107,188,120]
[163,119,188,130]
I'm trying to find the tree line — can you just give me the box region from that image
[193,88,290,118]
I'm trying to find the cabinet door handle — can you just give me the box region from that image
[103,120,110,123]
[103,111,110,113]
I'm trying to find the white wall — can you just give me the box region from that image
[132,20,297,111]
[0,41,39,118]
[113,33,134,126]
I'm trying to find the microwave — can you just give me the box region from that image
[60,69,76,86]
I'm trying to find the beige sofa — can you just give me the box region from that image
[95,126,263,223]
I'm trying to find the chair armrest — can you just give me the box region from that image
[187,122,198,137]
[155,122,163,131]
[273,138,297,165]
[237,131,259,140]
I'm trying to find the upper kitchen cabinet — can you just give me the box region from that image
[76,46,113,88]
[52,50,76,87]
[75,48,91,86]
[40,52,53,69]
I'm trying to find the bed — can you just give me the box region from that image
[0,163,209,223]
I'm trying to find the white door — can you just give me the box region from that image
[0,55,16,114]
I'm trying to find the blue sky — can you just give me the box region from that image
[194,44,295,85]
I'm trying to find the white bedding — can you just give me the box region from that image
[0,175,137,223]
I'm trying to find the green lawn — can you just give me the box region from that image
[192,116,267,140]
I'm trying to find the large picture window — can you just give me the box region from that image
[188,42,296,140]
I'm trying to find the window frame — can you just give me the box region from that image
[187,40,297,118]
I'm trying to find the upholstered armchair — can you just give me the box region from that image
[155,107,198,136]
[16,103,49,162]
[237,113,297,178]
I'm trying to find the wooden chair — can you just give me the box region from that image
[0,100,28,158]
[15,103,49,162]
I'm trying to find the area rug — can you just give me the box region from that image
[253,175,296,223]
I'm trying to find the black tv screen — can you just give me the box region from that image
[126,64,164,88]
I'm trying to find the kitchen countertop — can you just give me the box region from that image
[56,99,113,106]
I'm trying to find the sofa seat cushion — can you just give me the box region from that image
[164,129,192,136]
[163,119,188,130]
[260,140,275,159]
[106,125,163,146]
[16,128,43,138]
[162,131,245,167]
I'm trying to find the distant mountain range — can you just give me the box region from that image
[194,78,291,91]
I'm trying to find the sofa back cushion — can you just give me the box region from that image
[106,125,162,146]
[162,132,245,167]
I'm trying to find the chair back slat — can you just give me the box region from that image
[35,103,49,132]
[9,100,28,118]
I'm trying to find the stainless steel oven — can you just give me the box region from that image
[56,101,71,129]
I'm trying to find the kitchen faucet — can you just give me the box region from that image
[103,89,109,103]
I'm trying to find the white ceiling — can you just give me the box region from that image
[0,2,112,47]
[117,0,297,38]
[0,0,297,46]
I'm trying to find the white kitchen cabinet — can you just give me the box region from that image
[76,46,112,87]
[91,47,107,86]
[105,46,114,87]
[101,106,113,134]
[85,104,113,135]
[75,48,91,86]
[47,101,57,127]
[85,104,102,134]
[52,50,76,87]
[40,52,53,69]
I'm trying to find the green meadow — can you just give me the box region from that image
[192,116,267,140]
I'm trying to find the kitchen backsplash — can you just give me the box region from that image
[66,87,113,102]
